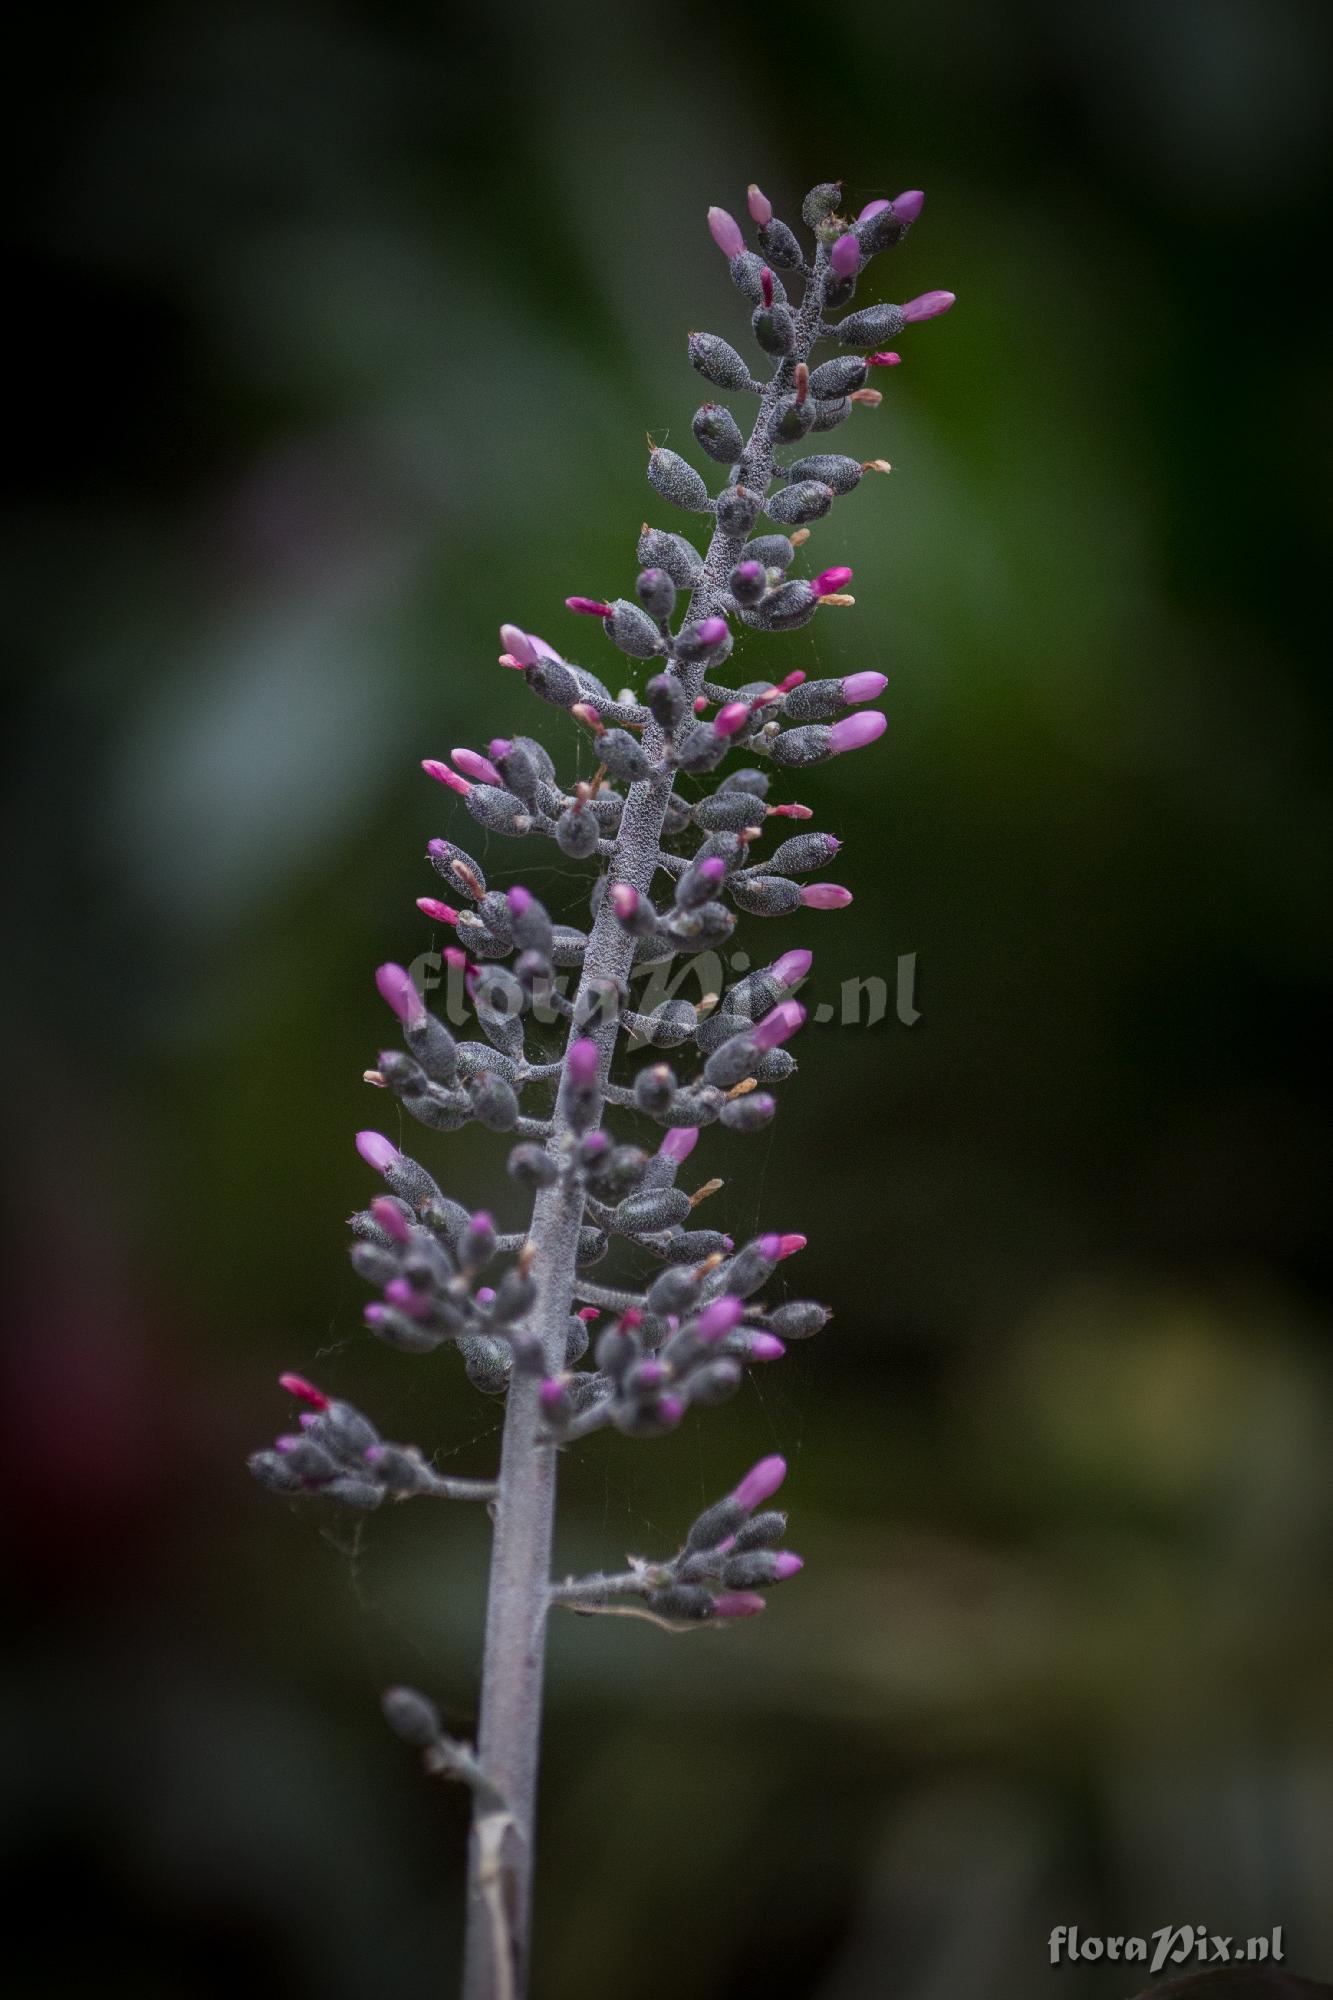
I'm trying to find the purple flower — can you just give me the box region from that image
[735,1455,787,1510]
[566,596,613,618]
[842,672,887,704]
[278,1372,329,1411]
[453,747,504,788]
[506,885,532,917]
[659,1126,699,1164]
[422,758,470,797]
[772,1552,804,1580]
[375,962,425,1024]
[891,188,925,224]
[356,1130,401,1175]
[416,896,459,925]
[696,1296,745,1342]
[830,233,860,279]
[858,198,891,222]
[712,1592,766,1619]
[499,623,537,666]
[748,1333,785,1361]
[707,205,745,260]
[752,999,806,1050]
[800,883,853,909]
[746,184,773,226]
[812,566,853,597]
[770,948,812,988]
[566,1038,598,1088]
[370,1196,410,1243]
[900,289,955,323]
[714,701,752,738]
[867,350,902,367]
[828,711,887,755]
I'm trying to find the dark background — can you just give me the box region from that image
[5,2,1331,1995]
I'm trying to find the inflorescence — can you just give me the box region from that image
[250,172,952,1746]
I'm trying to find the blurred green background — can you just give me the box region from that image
[5,1,1331,1994]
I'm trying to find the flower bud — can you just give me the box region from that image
[726,874,803,917]
[722,1550,803,1588]
[727,558,767,608]
[673,614,731,663]
[375,962,424,1026]
[751,302,796,356]
[466,784,532,836]
[757,217,803,269]
[648,447,710,513]
[746,184,773,225]
[636,526,703,586]
[735,1454,787,1510]
[525,656,582,708]
[830,232,860,279]
[767,724,834,767]
[648,1584,716,1621]
[720,1091,777,1132]
[507,1142,559,1189]
[427,838,486,900]
[688,332,754,391]
[555,804,601,859]
[645,672,689,731]
[835,303,907,348]
[602,598,664,659]
[713,486,761,536]
[808,396,852,433]
[635,566,676,621]
[742,579,816,631]
[692,402,745,465]
[712,1591,765,1619]
[615,1188,692,1234]
[800,883,853,909]
[801,181,842,227]
[762,831,841,876]
[769,394,816,444]
[785,454,863,496]
[763,480,835,526]
[727,248,784,306]
[468,1070,520,1130]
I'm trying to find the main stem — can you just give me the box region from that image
[460,250,827,2000]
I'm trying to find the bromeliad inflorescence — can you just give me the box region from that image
[248,174,953,2000]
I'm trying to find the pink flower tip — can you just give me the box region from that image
[707,205,745,261]
[757,1233,783,1260]
[415,896,459,924]
[659,1126,699,1164]
[777,1233,807,1258]
[813,566,853,597]
[696,615,729,646]
[770,948,813,987]
[714,701,751,738]
[697,856,726,881]
[566,596,613,618]
[842,671,887,703]
[384,1278,429,1318]
[900,289,955,323]
[566,1038,598,1088]
[773,1552,805,1580]
[475,1286,496,1306]
[422,758,470,795]
[867,350,902,367]
[577,1306,600,1322]
[443,946,470,974]
[891,188,925,224]
[375,962,424,1024]
[800,883,853,910]
[356,1130,400,1176]
[749,1333,786,1361]
[695,1296,745,1342]
[753,999,806,1050]
[539,1379,566,1410]
[609,883,640,920]
[499,624,537,667]
[735,1454,787,1510]
[278,1372,329,1411]
[746,184,772,226]
[858,198,891,222]
[488,738,512,759]
[453,747,503,788]
[369,1196,411,1243]
[830,232,860,279]
[713,1591,766,1620]
[506,885,532,916]
[828,710,887,754]
[658,1395,685,1427]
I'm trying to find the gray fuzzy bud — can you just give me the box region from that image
[428,839,486,900]
[757,218,803,269]
[673,722,730,775]
[809,397,852,433]
[835,302,906,347]
[809,356,868,398]
[645,672,689,731]
[635,567,676,621]
[730,249,787,303]
[350,1240,400,1286]
[633,1062,677,1115]
[665,900,735,951]
[637,527,703,586]
[751,1048,797,1083]
[743,535,795,573]
[770,395,816,444]
[743,580,816,632]
[767,1300,830,1340]
[721,1551,787,1588]
[714,486,762,536]
[491,1269,538,1323]
[692,402,745,465]
[400,1082,473,1133]
[366,1444,429,1492]
[659,1226,728,1260]
[686,1358,743,1405]
[781,678,852,721]
[687,1495,747,1551]
[647,1264,704,1316]
[692,791,765,833]
[509,1141,556,1188]
[615,1188,692,1234]
[598,729,654,784]
[249,1449,304,1495]
[563,1316,590,1366]
[403,1011,458,1085]
[764,480,835,527]
[673,617,732,666]
[688,332,754,391]
[727,874,804,917]
[733,1509,788,1550]
[466,786,532,837]
[767,725,834,768]
[763,830,842,875]
[460,1335,511,1396]
[801,180,843,227]
[625,998,697,1048]
[720,1237,778,1297]
[647,1585,715,1621]
[555,805,601,859]
[751,303,796,356]
[468,1071,520,1131]
[856,203,914,256]
[720,1090,777,1132]
[526,657,582,708]
[784,453,863,495]
[382,1687,441,1747]
[576,1226,609,1265]
[370,1307,445,1354]
[704,1032,760,1089]
[323,1477,386,1509]
[648,448,710,514]
[602,599,664,660]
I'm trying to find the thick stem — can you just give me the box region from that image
[460,248,828,2000]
